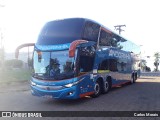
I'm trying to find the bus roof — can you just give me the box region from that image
[36,18,139,51]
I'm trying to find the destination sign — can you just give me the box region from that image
[35,43,70,51]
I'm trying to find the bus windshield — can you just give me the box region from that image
[37,18,85,45]
[33,50,75,80]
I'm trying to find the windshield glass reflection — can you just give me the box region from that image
[33,50,75,80]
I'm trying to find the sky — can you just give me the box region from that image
[0,0,160,70]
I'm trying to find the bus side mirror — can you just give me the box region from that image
[15,43,35,59]
[69,40,88,57]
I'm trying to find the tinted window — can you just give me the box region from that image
[117,61,127,72]
[99,29,124,49]
[99,29,112,46]
[78,46,96,72]
[111,33,140,54]
[98,59,118,71]
[37,18,85,45]
[83,21,100,42]
[79,56,94,72]
[33,50,75,80]
[109,59,118,72]
[120,40,141,54]
[98,59,109,70]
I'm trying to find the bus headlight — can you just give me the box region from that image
[64,78,84,88]
[64,83,74,88]
[31,81,36,86]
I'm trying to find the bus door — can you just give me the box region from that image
[76,45,96,94]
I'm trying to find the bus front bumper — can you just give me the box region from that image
[31,85,79,99]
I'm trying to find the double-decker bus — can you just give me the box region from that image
[16,18,141,99]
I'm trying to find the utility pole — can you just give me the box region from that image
[0,2,5,71]
[114,25,126,35]
[0,27,5,71]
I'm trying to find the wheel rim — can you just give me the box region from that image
[94,83,100,95]
[105,81,109,90]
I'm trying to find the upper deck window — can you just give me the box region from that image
[99,28,126,50]
[82,21,100,42]
[37,18,85,45]
[99,29,112,46]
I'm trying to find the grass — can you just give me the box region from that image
[0,68,32,84]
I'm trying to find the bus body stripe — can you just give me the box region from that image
[79,91,94,98]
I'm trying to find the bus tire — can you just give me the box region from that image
[91,80,102,98]
[102,79,111,94]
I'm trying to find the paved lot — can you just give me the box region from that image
[0,77,160,120]
[141,72,160,76]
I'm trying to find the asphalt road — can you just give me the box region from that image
[141,72,160,76]
[0,77,160,120]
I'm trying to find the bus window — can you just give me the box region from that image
[119,40,141,54]
[99,30,111,46]
[117,61,127,72]
[110,34,123,49]
[79,56,94,72]
[83,21,100,42]
[37,18,85,45]
[109,59,118,72]
[98,59,109,70]
[78,46,95,73]
[99,30,124,49]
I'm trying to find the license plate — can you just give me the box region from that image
[43,95,53,99]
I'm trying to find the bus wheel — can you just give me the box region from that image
[102,80,110,94]
[91,81,101,98]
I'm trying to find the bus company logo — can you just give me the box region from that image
[53,44,70,50]
[109,49,131,60]
[36,43,70,51]
[2,112,11,117]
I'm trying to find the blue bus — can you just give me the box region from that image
[17,18,141,99]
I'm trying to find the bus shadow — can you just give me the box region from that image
[44,83,132,105]
[110,82,132,92]
[42,77,160,105]
[43,82,134,105]
[39,80,160,112]
[44,96,92,105]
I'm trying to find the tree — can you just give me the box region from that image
[141,59,147,72]
[153,52,160,72]
[28,58,33,68]
[0,48,5,70]
[145,66,151,72]
[5,59,23,68]
[0,48,4,61]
